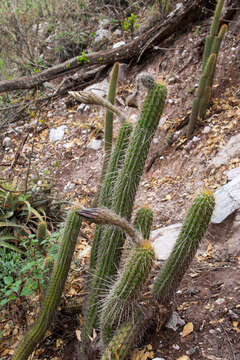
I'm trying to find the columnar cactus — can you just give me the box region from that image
[90,121,133,272]
[153,191,215,303]
[187,0,227,137]
[13,209,82,360]
[81,81,167,348]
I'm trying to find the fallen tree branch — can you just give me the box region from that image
[0,0,207,93]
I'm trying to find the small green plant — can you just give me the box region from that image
[122,13,139,37]
[0,231,58,307]
[77,51,89,64]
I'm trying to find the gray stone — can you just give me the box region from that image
[225,166,240,181]
[211,175,240,223]
[95,29,110,43]
[165,311,185,331]
[87,139,102,150]
[112,41,125,49]
[151,223,182,260]
[113,29,122,37]
[49,125,67,142]
[2,136,11,147]
[209,133,240,167]
[85,79,109,97]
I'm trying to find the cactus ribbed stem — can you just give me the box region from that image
[37,221,47,254]
[93,62,120,208]
[90,122,133,271]
[101,314,143,360]
[101,240,154,344]
[13,209,82,360]
[187,54,216,137]
[82,82,167,347]
[104,62,120,154]
[209,0,226,37]
[133,207,153,240]
[153,191,215,303]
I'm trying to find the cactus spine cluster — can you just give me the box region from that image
[13,209,82,360]
[89,121,133,272]
[153,191,215,303]
[187,0,227,137]
[81,81,167,349]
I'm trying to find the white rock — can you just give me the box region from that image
[64,181,75,191]
[49,125,67,142]
[215,298,225,305]
[113,29,122,37]
[64,142,74,149]
[172,344,180,350]
[151,223,182,260]
[130,113,138,122]
[202,126,211,134]
[112,41,125,49]
[159,116,167,126]
[2,137,11,147]
[209,133,240,167]
[87,139,102,150]
[85,79,109,97]
[165,311,185,331]
[192,136,200,142]
[78,246,91,258]
[211,175,240,223]
[95,29,110,43]
[225,166,240,181]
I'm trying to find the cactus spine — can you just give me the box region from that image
[13,209,82,360]
[82,81,167,347]
[94,62,120,207]
[153,191,215,303]
[133,207,153,240]
[101,317,142,360]
[90,121,133,272]
[100,240,154,345]
[100,207,154,345]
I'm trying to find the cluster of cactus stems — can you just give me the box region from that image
[13,67,216,360]
[187,0,227,137]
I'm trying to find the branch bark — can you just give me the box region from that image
[0,0,207,93]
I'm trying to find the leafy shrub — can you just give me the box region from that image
[0,231,59,308]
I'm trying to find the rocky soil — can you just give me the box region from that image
[0,4,240,360]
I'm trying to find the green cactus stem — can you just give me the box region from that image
[198,85,212,120]
[13,209,82,360]
[187,54,216,137]
[105,62,120,154]
[37,221,47,254]
[101,313,144,360]
[153,191,215,304]
[209,0,226,37]
[82,81,167,347]
[100,240,155,345]
[93,62,120,208]
[133,207,153,239]
[90,121,133,272]
[202,35,214,71]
